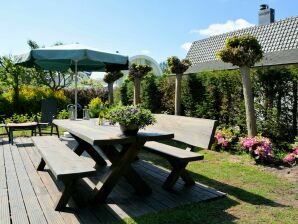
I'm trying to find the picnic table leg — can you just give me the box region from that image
[9,128,13,145]
[163,159,193,190]
[72,135,107,166]
[37,158,46,171]
[38,124,42,136]
[180,170,195,186]
[101,145,152,196]
[91,141,146,204]
[55,179,76,211]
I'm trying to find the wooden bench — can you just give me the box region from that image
[31,136,96,211]
[144,114,218,190]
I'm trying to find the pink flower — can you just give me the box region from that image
[215,132,223,140]
[283,153,296,164]
[293,148,298,155]
[223,141,229,147]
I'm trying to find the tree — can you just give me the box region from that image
[141,73,161,112]
[128,63,152,105]
[103,70,124,105]
[217,35,263,137]
[167,56,191,115]
[0,56,28,112]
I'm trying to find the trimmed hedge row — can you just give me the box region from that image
[120,66,297,143]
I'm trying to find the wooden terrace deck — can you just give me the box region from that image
[0,137,225,224]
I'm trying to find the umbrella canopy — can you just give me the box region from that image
[15,44,129,119]
[15,44,129,71]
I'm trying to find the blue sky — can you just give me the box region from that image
[0,0,297,63]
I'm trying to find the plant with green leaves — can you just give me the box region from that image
[217,35,263,137]
[0,56,29,112]
[5,113,40,123]
[57,109,69,119]
[107,105,156,129]
[103,70,124,105]
[88,97,108,118]
[167,56,191,115]
[128,63,152,105]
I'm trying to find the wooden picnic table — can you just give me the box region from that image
[53,119,174,203]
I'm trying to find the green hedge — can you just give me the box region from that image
[120,66,298,143]
[0,86,108,117]
[0,86,67,115]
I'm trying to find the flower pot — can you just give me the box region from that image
[120,124,139,136]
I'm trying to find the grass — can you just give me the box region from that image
[119,144,298,224]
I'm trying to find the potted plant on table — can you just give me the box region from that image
[107,105,156,135]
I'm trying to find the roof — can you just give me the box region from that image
[185,16,298,74]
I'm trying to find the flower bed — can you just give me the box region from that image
[240,136,274,164]
[213,126,240,151]
[213,126,298,167]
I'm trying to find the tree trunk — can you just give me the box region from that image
[108,82,114,105]
[175,73,182,115]
[13,74,20,113]
[240,66,257,137]
[292,79,297,136]
[134,78,141,105]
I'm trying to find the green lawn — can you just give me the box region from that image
[120,148,298,224]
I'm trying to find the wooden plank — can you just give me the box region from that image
[10,142,48,224]
[3,141,30,224]
[144,141,204,161]
[138,160,225,198]
[32,136,96,180]
[53,119,174,146]
[72,135,107,166]
[24,137,103,224]
[0,141,10,224]
[114,176,168,213]
[91,141,147,204]
[18,138,66,224]
[152,114,218,149]
[53,119,135,146]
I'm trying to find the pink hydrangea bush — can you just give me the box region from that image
[283,147,298,166]
[240,136,274,163]
[213,126,240,151]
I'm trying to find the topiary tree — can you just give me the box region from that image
[217,35,263,137]
[103,70,124,105]
[128,63,152,105]
[167,56,191,115]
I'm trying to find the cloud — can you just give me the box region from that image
[181,42,192,51]
[141,49,150,55]
[191,19,254,36]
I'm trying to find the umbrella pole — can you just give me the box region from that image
[74,60,78,119]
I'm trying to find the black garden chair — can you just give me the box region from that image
[35,98,60,137]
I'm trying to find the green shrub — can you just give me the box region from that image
[88,97,108,118]
[57,109,69,119]
[64,87,108,108]
[5,113,40,123]
[2,85,67,116]
[141,73,161,112]
[120,79,134,106]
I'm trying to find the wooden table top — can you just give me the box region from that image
[53,119,174,146]
[6,122,38,128]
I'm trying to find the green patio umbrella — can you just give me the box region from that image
[15,44,129,119]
